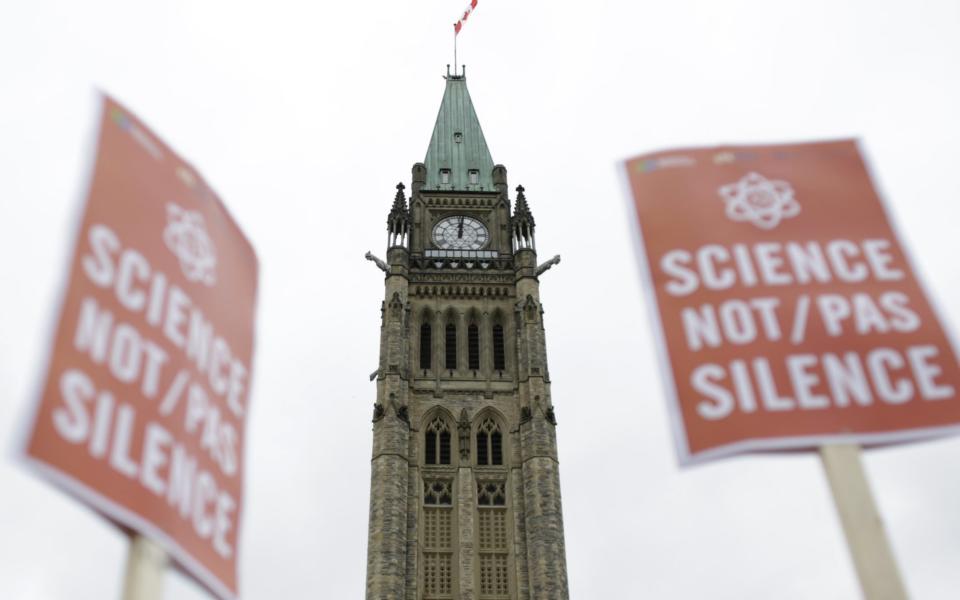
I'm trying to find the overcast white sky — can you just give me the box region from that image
[2,1,960,598]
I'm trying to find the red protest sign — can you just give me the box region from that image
[21,95,257,598]
[624,139,960,464]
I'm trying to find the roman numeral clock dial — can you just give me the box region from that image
[431,215,489,250]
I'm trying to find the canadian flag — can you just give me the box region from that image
[454,0,478,35]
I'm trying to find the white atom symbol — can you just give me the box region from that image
[717,172,799,230]
[163,202,217,286]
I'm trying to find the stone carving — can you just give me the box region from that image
[536,254,561,276]
[365,251,389,273]
[411,273,513,283]
[458,408,471,460]
[388,292,403,319]
[545,406,557,425]
[372,403,385,422]
[412,284,513,300]
[520,406,532,424]
[522,295,538,322]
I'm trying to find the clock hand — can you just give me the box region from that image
[458,217,464,238]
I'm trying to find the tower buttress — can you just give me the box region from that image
[512,188,567,600]
[367,229,411,599]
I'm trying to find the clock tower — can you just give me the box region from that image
[365,70,568,600]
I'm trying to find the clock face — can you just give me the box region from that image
[432,215,489,250]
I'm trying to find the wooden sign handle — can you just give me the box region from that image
[121,534,167,600]
[819,443,908,600]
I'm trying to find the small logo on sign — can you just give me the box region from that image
[637,155,696,172]
[109,107,163,161]
[718,172,799,230]
[164,203,217,286]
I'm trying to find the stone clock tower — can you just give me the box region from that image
[364,70,568,600]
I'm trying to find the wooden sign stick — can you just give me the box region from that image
[820,443,908,600]
[121,534,167,600]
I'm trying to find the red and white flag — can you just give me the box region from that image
[454,0,478,35]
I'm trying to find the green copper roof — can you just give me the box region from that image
[424,75,495,192]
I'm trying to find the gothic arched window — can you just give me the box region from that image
[468,323,480,371]
[425,417,452,465]
[476,418,503,466]
[420,322,432,371]
[445,323,457,370]
[492,324,505,371]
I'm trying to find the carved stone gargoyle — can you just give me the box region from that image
[535,254,561,276]
[520,406,532,424]
[365,251,389,273]
[545,406,557,425]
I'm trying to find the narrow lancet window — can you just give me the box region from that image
[426,417,452,465]
[492,324,505,371]
[426,429,437,464]
[477,430,488,465]
[492,429,502,465]
[468,323,480,370]
[420,322,432,370]
[445,323,457,370]
[440,430,451,464]
[477,418,503,466]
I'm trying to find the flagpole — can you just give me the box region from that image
[453,0,477,77]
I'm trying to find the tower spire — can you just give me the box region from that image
[513,184,536,249]
[424,74,494,191]
[387,182,410,248]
